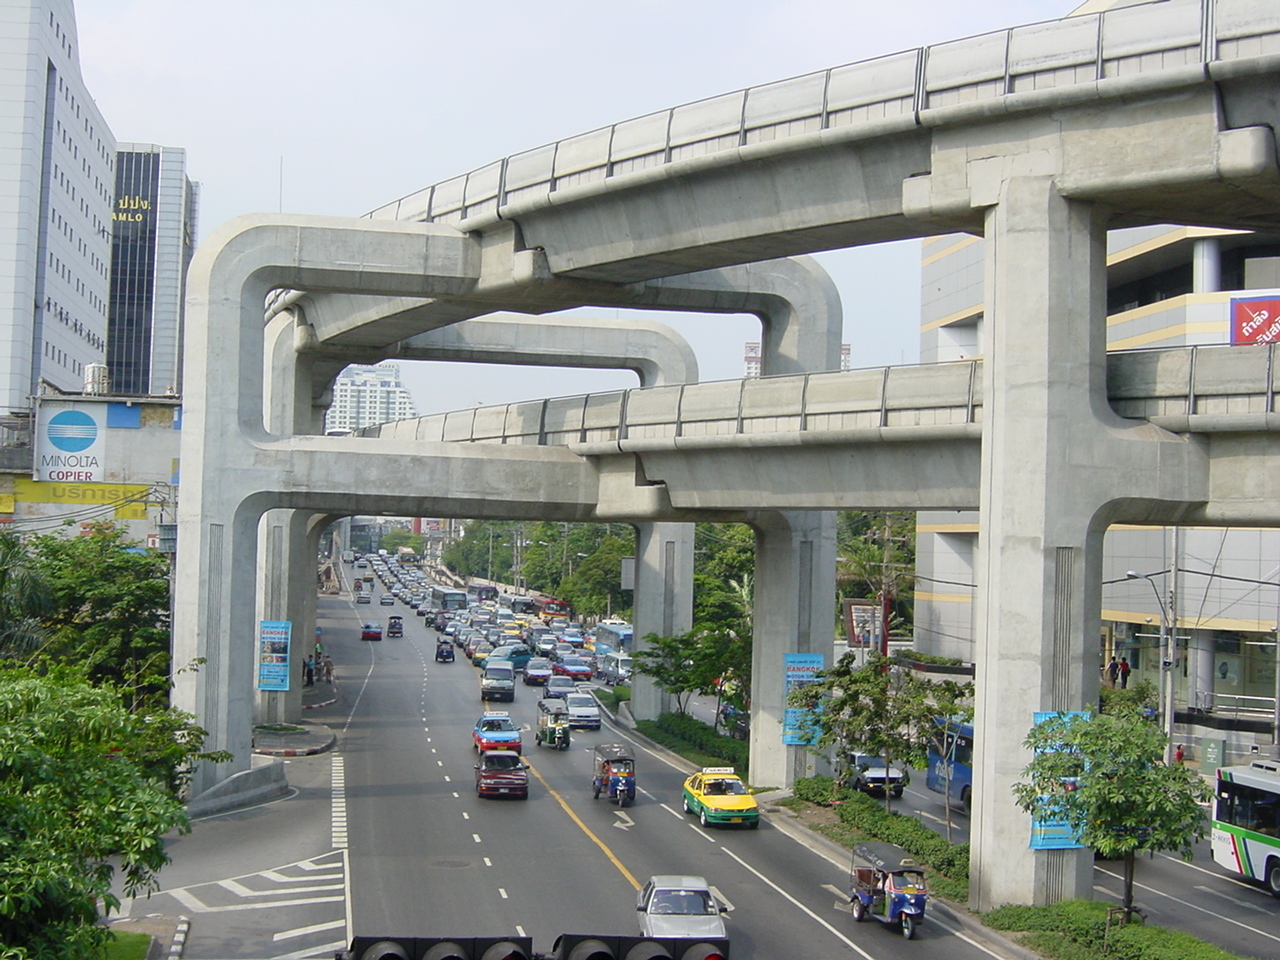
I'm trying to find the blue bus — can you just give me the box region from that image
[592,621,633,654]
[925,720,973,814]
[473,585,499,602]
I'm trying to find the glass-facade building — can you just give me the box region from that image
[107,144,197,396]
[324,364,417,433]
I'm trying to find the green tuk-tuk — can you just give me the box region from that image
[534,697,571,750]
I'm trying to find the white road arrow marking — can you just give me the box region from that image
[613,810,635,830]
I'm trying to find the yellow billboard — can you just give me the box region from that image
[14,479,150,520]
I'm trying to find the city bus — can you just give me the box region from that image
[539,597,572,619]
[1213,760,1280,894]
[429,584,468,612]
[592,620,633,654]
[925,720,974,814]
[473,585,499,602]
[511,596,539,616]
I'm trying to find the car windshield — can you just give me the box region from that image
[888,872,927,895]
[548,677,573,687]
[482,755,520,771]
[480,718,515,733]
[562,657,586,668]
[855,755,888,769]
[652,889,716,915]
[528,659,550,670]
[704,779,748,796]
[566,695,595,708]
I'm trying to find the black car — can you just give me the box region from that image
[435,641,455,663]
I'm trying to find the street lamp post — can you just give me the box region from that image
[1127,569,1176,764]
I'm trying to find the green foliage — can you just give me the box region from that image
[27,523,171,703]
[104,930,152,960]
[0,530,52,659]
[636,713,749,772]
[791,774,858,805]
[835,511,916,633]
[1099,678,1158,716]
[830,790,970,882]
[0,666,226,960]
[557,533,634,618]
[377,528,420,554]
[985,899,1242,960]
[787,650,972,812]
[1013,711,1211,922]
[692,524,755,627]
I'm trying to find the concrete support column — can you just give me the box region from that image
[748,510,837,788]
[970,177,1106,910]
[1188,631,1216,711]
[1193,237,1222,294]
[630,522,694,720]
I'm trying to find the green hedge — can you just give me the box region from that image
[985,900,1242,960]
[636,713,749,773]
[792,775,969,883]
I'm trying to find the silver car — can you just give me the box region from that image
[637,875,726,939]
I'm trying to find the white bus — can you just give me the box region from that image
[1212,759,1280,895]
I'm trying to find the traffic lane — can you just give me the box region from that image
[550,722,1002,960]
[1091,842,1280,959]
[346,625,555,939]
[449,673,998,959]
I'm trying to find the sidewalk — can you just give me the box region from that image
[251,680,340,757]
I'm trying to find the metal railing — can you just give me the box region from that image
[358,344,1280,448]
[366,0,1280,227]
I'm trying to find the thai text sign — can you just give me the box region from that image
[782,652,824,745]
[1231,296,1280,345]
[257,620,292,691]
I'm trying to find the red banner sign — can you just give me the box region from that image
[1231,296,1280,344]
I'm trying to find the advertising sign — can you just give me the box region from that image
[782,652,825,745]
[14,478,148,520]
[35,401,105,482]
[1028,710,1086,850]
[257,620,292,691]
[843,598,882,648]
[1230,296,1280,345]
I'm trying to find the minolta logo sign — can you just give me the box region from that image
[46,411,97,452]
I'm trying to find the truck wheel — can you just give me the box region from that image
[961,787,972,817]
[700,809,709,828]
[593,784,601,800]
[891,786,904,799]
[1268,859,1280,897]
[682,795,691,814]
[901,914,917,939]
[851,898,866,922]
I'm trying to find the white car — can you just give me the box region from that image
[637,875,726,939]
[564,692,601,730]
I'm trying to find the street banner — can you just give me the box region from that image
[1028,710,1086,850]
[257,620,292,691]
[782,652,825,745]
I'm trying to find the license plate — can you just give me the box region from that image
[498,788,510,794]
[729,817,742,822]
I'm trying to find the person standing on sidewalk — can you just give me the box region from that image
[322,655,334,684]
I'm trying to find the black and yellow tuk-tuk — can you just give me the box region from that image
[534,698,571,750]
[592,743,636,806]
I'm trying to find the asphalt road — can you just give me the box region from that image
[111,586,1280,959]
[119,592,1028,960]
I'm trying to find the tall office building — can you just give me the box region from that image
[0,0,115,415]
[323,364,417,433]
[107,144,197,396]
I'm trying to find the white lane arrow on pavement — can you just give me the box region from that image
[613,810,635,830]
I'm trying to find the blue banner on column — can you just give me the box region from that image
[782,652,825,745]
[257,620,292,691]
[1028,710,1085,850]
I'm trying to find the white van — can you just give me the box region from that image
[599,651,633,685]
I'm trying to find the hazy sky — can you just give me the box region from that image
[74,0,1071,414]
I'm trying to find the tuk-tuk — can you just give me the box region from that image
[386,616,404,638]
[534,698,571,750]
[849,841,928,939]
[591,743,636,806]
[435,638,455,663]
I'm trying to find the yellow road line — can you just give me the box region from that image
[525,760,640,890]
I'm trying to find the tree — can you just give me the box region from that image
[788,649,972,811]
[1012,709,1211,923]
[0,530,51,659]
[630,630,706,713]
[27,523,171,706]
[378,528,421,555]
[0,665,227,960]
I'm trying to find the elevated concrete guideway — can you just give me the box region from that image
[176,0,1280,914]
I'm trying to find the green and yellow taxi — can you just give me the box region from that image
[681,767,759,829]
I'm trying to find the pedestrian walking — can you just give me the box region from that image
[304,655,315,687]
[1106,657,1120,687]
[1174,743,1185,764]
[1118,657,1131,689]
[322,655,334,684]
